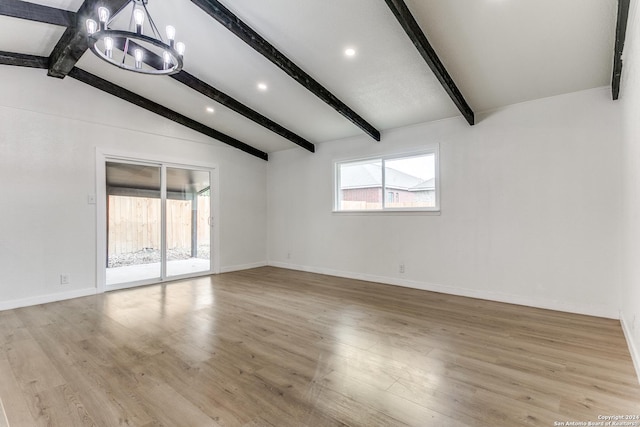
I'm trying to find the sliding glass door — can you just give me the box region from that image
[165,167,211,278]
[105,160,213,288]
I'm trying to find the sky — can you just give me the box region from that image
[382,153,435,181]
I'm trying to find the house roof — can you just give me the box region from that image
[340,163,431,191]
[106,162,210,198]
[410,178,435,192]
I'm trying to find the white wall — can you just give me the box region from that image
[268,87,622,319]
[620,0,640,380]
[0,66,267,309]
[0,51,633,372]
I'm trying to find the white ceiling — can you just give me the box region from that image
[0,0,619,155]
[0,15,66,55]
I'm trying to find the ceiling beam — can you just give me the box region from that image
[0,51,49,69]
[174,72,316,152]
[0,0,75,26]
[48,0,129,78]
[68,67,268,161]
[384,0,475,126]
[112,38,315,152]
[612,0,631,100]
[190,0,381,141]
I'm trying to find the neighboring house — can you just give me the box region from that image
[410,178,436,205]
[339,163,435,209]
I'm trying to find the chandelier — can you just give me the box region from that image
[85,0,185,75]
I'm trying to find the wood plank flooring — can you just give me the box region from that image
[0,266,639,426]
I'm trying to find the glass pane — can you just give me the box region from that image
[384,154,436,209]
[106,162,161,285]
[166,167,211,277]
[338,159,383,210]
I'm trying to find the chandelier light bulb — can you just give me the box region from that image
[176,42,185,57]
[98,7,110,23]
[134,8,145,33]
[104,37,114,58]
[163,51,171,69]
[134,48,144,69]
[166,25,176,44]
[133,8,145,25]
[86,19,97,35]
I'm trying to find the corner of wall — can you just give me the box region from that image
[220,262,268,274]
[619,0,640,386]
[620,312,640,384]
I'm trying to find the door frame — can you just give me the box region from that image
[96,148,220,293]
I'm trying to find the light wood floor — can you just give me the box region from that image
[0,267,639,426]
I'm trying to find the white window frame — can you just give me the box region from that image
[333,148,440,214]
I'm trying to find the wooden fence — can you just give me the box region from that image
[108,195,210,255]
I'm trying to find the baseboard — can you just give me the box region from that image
[220,261,267,274]
[268,261,619,320]
[620,314,640,384]
[0,287,98,312]
[0,262,268,311]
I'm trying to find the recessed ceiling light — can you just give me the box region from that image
[344,48,356,57]
[257,82,268,91]
[206,106,215,113]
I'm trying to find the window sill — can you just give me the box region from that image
[331,209,441,216]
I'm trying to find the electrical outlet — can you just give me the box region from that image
[287,252,291,260]
[60,274,70,285]
[399,263,405,274]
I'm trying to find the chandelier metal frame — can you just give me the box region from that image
[86,0,185,76]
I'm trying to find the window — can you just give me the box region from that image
[335,150,439,212]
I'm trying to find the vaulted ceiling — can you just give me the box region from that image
[0,0,628,161]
